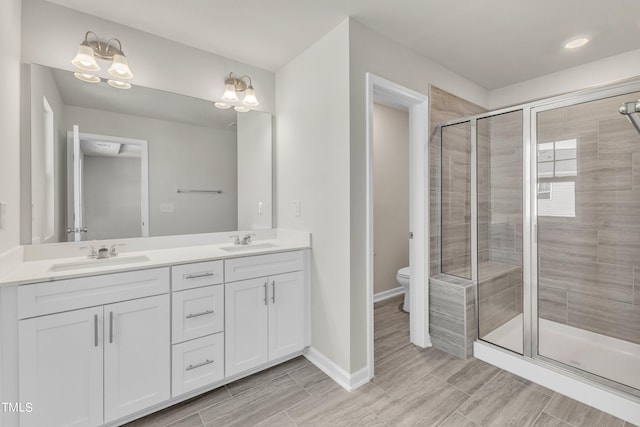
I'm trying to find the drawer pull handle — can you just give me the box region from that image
[186,359,214,371]
[186,309,215,319]
[185,272,215,280]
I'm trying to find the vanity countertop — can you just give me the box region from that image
[0,239,310,287]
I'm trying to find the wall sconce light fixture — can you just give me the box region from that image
[215,72,259,112]
[71,31,134,89]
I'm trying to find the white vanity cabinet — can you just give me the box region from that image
[8,247,309,427]
[225,252,305,377]
[17,268,170,427]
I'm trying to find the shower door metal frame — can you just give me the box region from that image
[529,80,640,397]
[437,78,640,397]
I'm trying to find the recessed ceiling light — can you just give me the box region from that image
[564,37,590,49]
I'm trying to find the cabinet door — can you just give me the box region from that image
[19,307,103,427]
[225,277,269,377]
[268,271,305,360]
[103,295,170,423]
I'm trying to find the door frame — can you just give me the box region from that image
[365,73,430,380]
[66,130,150,239]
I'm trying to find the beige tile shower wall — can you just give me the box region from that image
[537,91,640,345]
[429,86,486,275]
[476,112,524,336]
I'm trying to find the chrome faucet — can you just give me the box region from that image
[241,233,255,245]
[110,243,125,257]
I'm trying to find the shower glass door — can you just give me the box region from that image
[534,91,640,392]
[476,111,524,354]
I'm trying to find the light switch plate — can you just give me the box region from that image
[293,200,301,217]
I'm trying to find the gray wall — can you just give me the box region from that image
[373,103,409,295]
[0,0,22,255]
[237,111,272,230]
[83,156,141,241]
[21,0,275,114]
[63,105,238,237]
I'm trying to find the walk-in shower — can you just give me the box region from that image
[435,80,640,421]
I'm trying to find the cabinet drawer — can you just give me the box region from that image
[225,251,303,282]
[172,285,224,343]
[172,260,224,291]
[172,333,224,397]
[18,268,170,319]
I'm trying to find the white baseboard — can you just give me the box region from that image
[373,286,404,303]
[303,347,370,391]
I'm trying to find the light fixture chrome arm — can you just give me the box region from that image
[104,38,124,57]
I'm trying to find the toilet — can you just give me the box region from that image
[396,266,410,312]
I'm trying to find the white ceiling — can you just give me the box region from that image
[45,0,640,90]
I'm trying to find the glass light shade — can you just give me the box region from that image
[107,79,131,90]
[71,43,100,71]
[214,102,232,110]
[108,54,134,79]
[242,86,259,107]
[234,105,250,113]
[221,83,239,102]
[73,72,100,83]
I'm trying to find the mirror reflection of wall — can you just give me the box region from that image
[26,63,272,245]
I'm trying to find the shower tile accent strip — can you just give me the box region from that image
[429,273,475,359]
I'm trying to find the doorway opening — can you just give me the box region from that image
[365,73,430,380]
[66,127,149,242]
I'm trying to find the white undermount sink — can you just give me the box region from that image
[219,243,279,252]
[48,255,151,272]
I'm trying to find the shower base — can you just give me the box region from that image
[483,314,640,391]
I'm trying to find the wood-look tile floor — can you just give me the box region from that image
[126,296,637,427]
